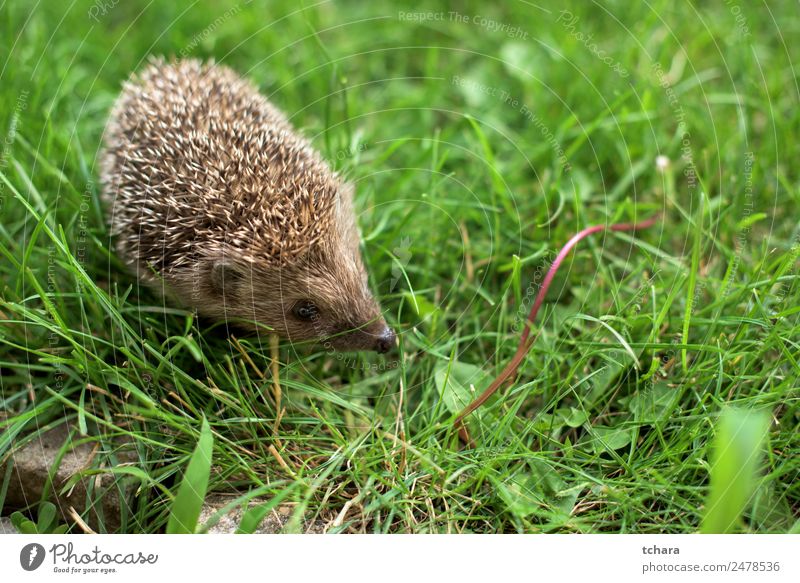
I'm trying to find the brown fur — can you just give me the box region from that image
[100,58,393,351]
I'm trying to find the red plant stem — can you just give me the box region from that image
[454,214,661,445]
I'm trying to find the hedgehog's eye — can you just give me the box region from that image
[292,300,319,322]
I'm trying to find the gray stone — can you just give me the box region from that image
[4,423,134,532]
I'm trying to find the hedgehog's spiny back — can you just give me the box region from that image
[101,58,340,274]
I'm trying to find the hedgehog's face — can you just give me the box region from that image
[204,257,395,353]
[274,261,396,354]
[202,185,396,354]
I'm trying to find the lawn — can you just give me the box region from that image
[1,0,798,533]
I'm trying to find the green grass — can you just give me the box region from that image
[1,0,798,533]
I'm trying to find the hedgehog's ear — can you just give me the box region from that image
[209,259,245,297]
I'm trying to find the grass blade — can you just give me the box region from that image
[236,485,299,534]
[701,407,769,533]
[167,417,214,534]
[682,189,705,369]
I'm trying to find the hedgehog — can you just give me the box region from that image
[100,58,396,353]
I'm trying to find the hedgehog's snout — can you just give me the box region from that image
[374,326,396,354]
[324,317,396,353]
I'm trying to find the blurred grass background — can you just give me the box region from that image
[0,0,798,533]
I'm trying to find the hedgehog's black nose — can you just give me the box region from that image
[375,327,396,353]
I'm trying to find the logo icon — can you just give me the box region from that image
[20,543,46,571]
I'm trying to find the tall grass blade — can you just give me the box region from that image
[701,407,768,533]
[167,417,214,534]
